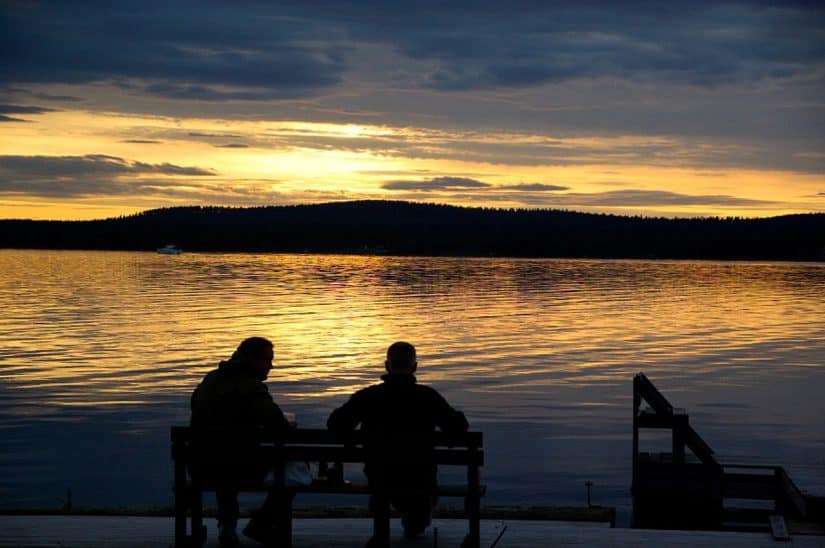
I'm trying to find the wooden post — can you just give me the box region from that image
[632,376,641,486]
[190,486,204,546]
[272,438,292,548]
[672,413,687,464]
[278,491,294,548]
[172,431,187,548]
[631,376,641,526]
[466,444,481,548]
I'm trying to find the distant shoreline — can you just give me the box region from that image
[1,200,823,261]
[1,248,824,264]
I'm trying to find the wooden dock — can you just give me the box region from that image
[632,373,825,533]
[1,515,824,547]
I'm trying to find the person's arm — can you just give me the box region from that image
[431,389,469,434]
[327,390,365,432]
[249,383,290,434]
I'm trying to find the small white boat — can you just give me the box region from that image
[157,244,182,255]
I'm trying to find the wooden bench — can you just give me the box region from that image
[171,427,484,547]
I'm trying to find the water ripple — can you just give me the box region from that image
[0,250,823,510]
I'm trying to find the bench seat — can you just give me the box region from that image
[188,478,487,497]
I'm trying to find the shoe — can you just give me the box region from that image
[460,532,479,548]
[364,535,389,548]
[218,522,239,548]
[401,513,430,538]
[402,522,427,538]
[242,518,280,546]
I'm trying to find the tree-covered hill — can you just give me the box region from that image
[1,200,823,260]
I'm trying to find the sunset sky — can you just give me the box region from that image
[1,1,823,220]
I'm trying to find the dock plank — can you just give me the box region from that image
[2,516,824,548]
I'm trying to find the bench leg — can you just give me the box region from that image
[190,488,206,546]
[278,491,294,547]
[173,456,188,548]
[461,493,481,548]
[174,488,187,548]
[370,492,391,547]
[463,460,482,548]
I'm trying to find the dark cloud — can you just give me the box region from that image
[268,126,825,174]
[188,132,244,139]
[500,183,569,192]
[560,189,775,207]
[121,139,162,144]
[358,169,436,176]
[382,178,569,193]
[490,189,774,208]
[0,104,56,115]
[382,185,775,208]
[0,155,216,197]
[358,1,825,91]
[1,1,822,193]
[818,192,825,197]
[0,154,215,198]
[2,1,822,99]
[5,87,85,102]
[0,104,55,121]
[214,143,249,148]
[379,177,765,207]
[0,178,182,198]
[141,83,323,102]
[383,176,491,190]
[1,2,346,100]
[29,92,84,103]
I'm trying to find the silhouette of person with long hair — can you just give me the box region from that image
[190,336,294,548]
[328,341,469,547]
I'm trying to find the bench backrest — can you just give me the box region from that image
[171,427,484,466]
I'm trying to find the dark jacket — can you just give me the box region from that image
[190,359,289,481]
[327,373,468,486]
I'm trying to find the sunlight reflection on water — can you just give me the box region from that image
[0,250,823,513]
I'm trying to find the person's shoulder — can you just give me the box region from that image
[355,382,384,397]
[343,381,390,404]
[415,382,449,400]
[414,380,440,392]
[226,371,268,394]
[193,367,220,388]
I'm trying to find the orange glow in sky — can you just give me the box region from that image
[2,109,822,220]
[2,3,823,219]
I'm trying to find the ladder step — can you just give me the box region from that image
[721,521,770,532]
[769,514,791,541]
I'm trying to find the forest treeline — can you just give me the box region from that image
[1,200,823,260]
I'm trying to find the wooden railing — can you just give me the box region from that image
[631,372,822,534]
[632,372,721,472]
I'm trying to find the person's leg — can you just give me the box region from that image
[368,492,391,548]
[365,466,391,548]
[215,488,240,546]
[216,488,239,527]
[242,462,294,546]
[394,468,436,538]
[393,494,435,538]
[256,488,295,542]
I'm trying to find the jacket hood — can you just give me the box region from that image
[218,358,262,379]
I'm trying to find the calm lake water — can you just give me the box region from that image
[0,250,823,520]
